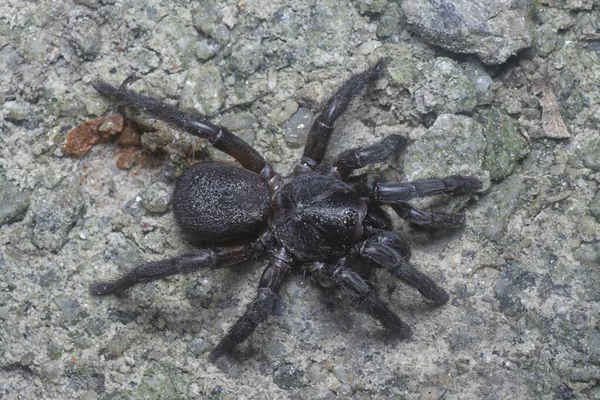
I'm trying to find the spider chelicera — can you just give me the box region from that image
[90,59,482,360]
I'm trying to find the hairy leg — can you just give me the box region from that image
[360,232,449,305]
[297,59,387,173]
[90,241,262,296]
[93,81,266,174]
[333,135,407,178]
[210,248,293,359]
[372,175,482,204]
[391,203,466,228]
[307,262,412,339]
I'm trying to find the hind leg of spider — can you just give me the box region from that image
[90,242,258,296]
[390,203,466,229]
[360,232,449,305]
[306,261,412,339]
[210,250,293,359]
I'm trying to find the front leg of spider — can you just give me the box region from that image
[90,59,482,360]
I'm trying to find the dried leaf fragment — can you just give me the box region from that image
[62,115,125,156]
[539,69,570,139]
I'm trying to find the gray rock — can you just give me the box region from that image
[462,60,494,105]
[377,2,407,38]
[0,172,30,226]
[67,366,105,392]
[54,295,81,325]
[180,62,225,116]
[354,0,387,14]
[483,174,523,241]
[542,0,593,9]
[588,330,600,366]
[194,39,220,61]
[384,45,418,89]
[221,113,258,132]
[273,363,304,389]
[478,109,530,180]
[284,107,314,148]
[3,100,31,122]
[141,182,172,213]
[581,137,600,171]
[410,57,478,115]
[404,114,487,183]
[402,0,534,65]
[533,25,558,57]
[187,338,212,357]
[100,331,134,360]
[102,232,144,270]
[589,192,600,222]
[68,19,102,60]
[229,41,264,76]
[31,186,85,251]
[128,47,161,74]
[494,262,538,317]
[573,242,600,267]
[191,2,230,45]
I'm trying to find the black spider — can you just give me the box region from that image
[90,59,482,360]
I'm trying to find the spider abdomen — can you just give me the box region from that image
[173,162,270,242]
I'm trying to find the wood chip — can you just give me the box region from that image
[539,64,570,139]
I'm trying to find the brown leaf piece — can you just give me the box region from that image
[62,115,125,156]
[539,65,570,139]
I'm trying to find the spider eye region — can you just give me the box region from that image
[343,209,358,227]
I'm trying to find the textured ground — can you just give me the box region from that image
[1,0,599,399]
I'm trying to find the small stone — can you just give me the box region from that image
[404,114,487,185]
[221,113,257,131]
[0,172,30,226]
[195,39,219,61]
[68,19,102,60]
[377,2,407,38]
[478,108,529,180]
[141,182,172,213]
[4,100,31,121]
[355,0,387,14]
[31,186,85,251]
[54,296,81,325]
[100,331,134,360]
[187,338,212,357]
[299,81,325,106]
[180,62,225,116]
[410,58,478,115]
[582,138,600,171]
[192,3,229,44]
[284,108,314,148]
[273,363,304,389]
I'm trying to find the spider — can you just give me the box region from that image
[90,59,482,360]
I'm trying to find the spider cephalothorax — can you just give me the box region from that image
[90,59,482,359]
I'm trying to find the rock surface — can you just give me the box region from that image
[402,0,534,65]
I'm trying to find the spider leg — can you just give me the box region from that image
[306,262,412,339]
[210,248,293,359]
[90,240,262,296]
[332,134,407,178]
[390,203,466,229]
[93,81,266,174]
[360,232,449,305]
[297,59,387,173]
[371,175,482,204]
